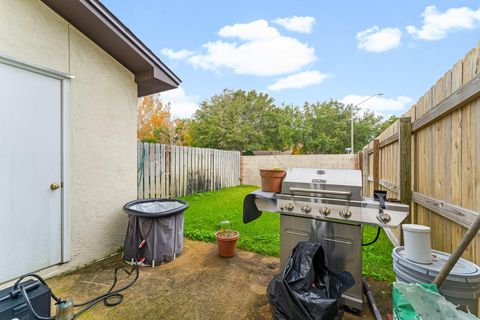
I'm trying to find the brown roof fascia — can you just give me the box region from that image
[41,0,181,96]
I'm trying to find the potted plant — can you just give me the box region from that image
[259,168,286,193]
[215,220,239,258]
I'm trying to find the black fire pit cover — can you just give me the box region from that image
[123,199,188,218]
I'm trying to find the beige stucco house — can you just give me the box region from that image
[0,0,180,285]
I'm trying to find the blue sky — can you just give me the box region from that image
[102,0,480,118]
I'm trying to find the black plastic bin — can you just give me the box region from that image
[123,199,189,266]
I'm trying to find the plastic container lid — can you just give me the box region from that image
[394,262,480,289]
[402,224,431,233]
[392,246,480,283]
[393,264,480,299]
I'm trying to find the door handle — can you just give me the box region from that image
[50,183,60,190]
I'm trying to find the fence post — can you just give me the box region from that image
[373,139,380,191]
[398,117,412,244]
[362,147,369,197]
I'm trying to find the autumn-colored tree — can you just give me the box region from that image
[137,94,193,146]
[137,94,173,143]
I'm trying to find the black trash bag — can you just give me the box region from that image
[268,242,355,320]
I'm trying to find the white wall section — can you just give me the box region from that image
[0,0,138,280]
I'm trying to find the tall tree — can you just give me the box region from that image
[301,101,351,154]
[189,89,282,152]
[300,101,394,154]
[276,104,303,153]
[353,111,396,152]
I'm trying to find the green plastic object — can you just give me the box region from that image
[393,283,438,320]
[393,282,479,320]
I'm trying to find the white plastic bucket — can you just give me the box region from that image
[402,224,432,264]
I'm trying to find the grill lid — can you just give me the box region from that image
[280,168,362,200]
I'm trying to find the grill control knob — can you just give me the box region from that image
[377,212,392,224]
[285,203,294,211]
[301,205,312,214]
[340,209,352,219]
[320,207,331,216]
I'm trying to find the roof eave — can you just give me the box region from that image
[41,0,181,97]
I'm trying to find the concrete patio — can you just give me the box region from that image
[47,240,390,319]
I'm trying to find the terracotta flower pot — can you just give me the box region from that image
[215,230,239,258]
[259,169,286,193]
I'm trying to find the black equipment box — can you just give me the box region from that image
[0,279,51,320]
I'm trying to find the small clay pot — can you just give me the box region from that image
[259,169,286,193]
[215,230,239,258]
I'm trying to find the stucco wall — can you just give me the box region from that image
[241,154,360,186]
[68,27,137,268]
[0,0,137,276]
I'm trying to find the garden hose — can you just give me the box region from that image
[362,226,381,246]
[9,241,146,319]
[137,144,146,188]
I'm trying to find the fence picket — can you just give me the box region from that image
[165,145,170,198]
[143,143,150,198]
[155,144,160,198]
[137,142,144,199]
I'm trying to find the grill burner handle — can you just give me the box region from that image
[288,188,351,196]
[373,190,387,209]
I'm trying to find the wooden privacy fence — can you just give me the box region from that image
[137,142,241,199]
[360,43,480,265]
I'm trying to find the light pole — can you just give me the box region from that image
[350,93,383,154]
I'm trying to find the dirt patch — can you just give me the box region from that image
[366,278,392,317]
[46,240,391,319]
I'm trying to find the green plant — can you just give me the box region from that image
[218,220,231,232]
[216,220,238,238]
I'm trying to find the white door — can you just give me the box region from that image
[0,61,64,283]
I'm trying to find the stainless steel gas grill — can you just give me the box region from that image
[243,168,409,310]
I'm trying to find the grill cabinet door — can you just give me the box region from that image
[280,214,314,269]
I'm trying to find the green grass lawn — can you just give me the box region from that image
[180,185,395,281]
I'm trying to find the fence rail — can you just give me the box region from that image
[360,43,480,265]
[137,142,241,199]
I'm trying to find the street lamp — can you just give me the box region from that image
[350,93,383,154]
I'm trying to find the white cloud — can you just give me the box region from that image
[407,5,480,40]
[341,95,413,116]
[272,16,316,34]
[160,86,199,119]
[356,26,402,52]
[160,48,195,60]
[268,71,331,91]
[167,19,316,77]
[218,20,279,40]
